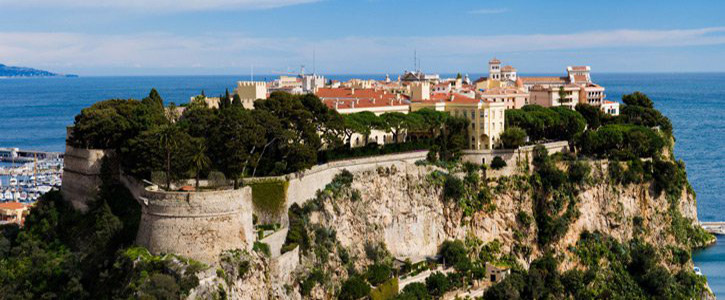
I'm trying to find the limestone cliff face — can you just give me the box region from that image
[192,158,707,299]
[309,164,462,262]
[308,160,703,272]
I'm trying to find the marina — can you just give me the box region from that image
[0,151,63,205]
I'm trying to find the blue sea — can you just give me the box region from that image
[0,73,723,295]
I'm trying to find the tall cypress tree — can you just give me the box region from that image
[232,94,242,107]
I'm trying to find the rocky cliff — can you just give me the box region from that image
[193,151,714,299]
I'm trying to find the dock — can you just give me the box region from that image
[0,147,63,163]
[701,222,725,235]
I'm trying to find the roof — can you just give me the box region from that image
[0,202,25,210]
[414,92,480,104]
[573,74,588,83]
[520,76,568,83]
[501,65,517,72]
[316,88,408,110]
[570,66,589,71]
[480,87,527,96]
[603,100,619,104]
[489,58,501,64]
[179,185,195,192]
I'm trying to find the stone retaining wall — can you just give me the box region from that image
[244,151,429,225]
[61,146,109,212]
[269,245,299,284]
[461,141,570,177]
[259,228,289,258]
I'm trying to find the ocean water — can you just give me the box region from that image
[0,73,723,295]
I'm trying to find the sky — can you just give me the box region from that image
[1,0,724,76]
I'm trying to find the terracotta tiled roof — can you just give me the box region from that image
[0,202,25,210]
[603,100,618,104]
[415,93,479,104]
[489,58,501,64]
[501,65,517,72]
[520,76,568,83]
[316,88,408,109]
[570,66,588,71]
[573,74,588,82]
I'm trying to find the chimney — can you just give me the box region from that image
[351,88,355,95]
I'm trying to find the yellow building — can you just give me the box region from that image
[233,81,268,109]
[410,92,506,150]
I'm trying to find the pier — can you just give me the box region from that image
[701,222,725,235]
[0,147,63,163]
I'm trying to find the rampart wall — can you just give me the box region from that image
[461,140,570,176]
[61,146,109,212]
[121,175,254,264]
[244,151,429,225]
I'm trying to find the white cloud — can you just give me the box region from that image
[1,27,724,74]
[0,0,320,11]
[468,8,509,14]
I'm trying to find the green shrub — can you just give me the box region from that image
[282,203,309,254]
[567,160,590,184]
[425,272,450,297]
[370,277,399,300]
[443,174,464,202]
[208,171,227,187]
[339,276,371,300]
[366,263,392,286]
[253,242,270,257]
[396,282,430,300]
[300,269,324,296]
[248,179,288,220]
[491,156,507,170]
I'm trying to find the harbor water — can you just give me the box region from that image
[0,73,723,296]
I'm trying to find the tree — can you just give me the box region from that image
[410,108,447,137]
[232,94,242,107]
[343,111,382,147]
[156,124,184,189]
[440,240,468,267]
[143,88,164,108]
[425,272,450,297]
[622,91,654,108]
[557,86,569,103]
[208,107,265,188]
[491,156,507,170]
[575,103,605,129]
[380,112,409,143]
[189,141,211,189]
[500,127,527,149]
[366,263,392,286]
[397,282,431,300]
[339,276,370,300]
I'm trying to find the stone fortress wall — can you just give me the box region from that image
[61,141,568,265]
[121,175,255,264]
[61,145,109,212]
[244,151,429,225]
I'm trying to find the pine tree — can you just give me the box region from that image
[232,94,242,107]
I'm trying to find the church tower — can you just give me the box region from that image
[489,58,501,80]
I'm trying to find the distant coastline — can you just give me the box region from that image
[0,63,78,78]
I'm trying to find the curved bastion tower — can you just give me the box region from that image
[62,141,255,264]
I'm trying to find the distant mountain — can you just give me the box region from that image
[0,63,78,78]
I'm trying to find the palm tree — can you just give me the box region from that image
[157,125,178,190]
[190,141,211,189]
